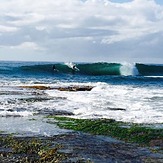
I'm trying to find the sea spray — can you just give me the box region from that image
[120,62,139,76]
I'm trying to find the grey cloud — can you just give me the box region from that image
[0,0,163,63]
[3,15,23,22]
[81,15,127,28]
[0,27,38,46]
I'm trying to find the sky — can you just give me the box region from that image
[0,0,163,63]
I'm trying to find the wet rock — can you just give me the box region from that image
[50,110,74,116]
[19,97,52,102]
[7,109,14,112]
[149,139,163,147]
[107,107,126,111]
[20,85,94,91]
[51,132,163,163]
[38,109,74,116]
[0,132,162,163]
[20,85,51,90]
[57,86,94,91]
[1,115,22,118]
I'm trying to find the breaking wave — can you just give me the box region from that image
[120,62,139,76]
[0,62,163,77]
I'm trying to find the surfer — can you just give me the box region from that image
[73,65,76,70]
[72,64,79,71]
[65,62,79,74]
[72,65,76,74]
[52,65,58,72]
[72,65,80,74]
[52,65,56,70]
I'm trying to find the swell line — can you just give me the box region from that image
[0,62,163,76]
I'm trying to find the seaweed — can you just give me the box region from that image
[0,135,66,162]
[48,116,163,146]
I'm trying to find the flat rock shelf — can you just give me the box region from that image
[0,132,162,163]
[20,85,94,91]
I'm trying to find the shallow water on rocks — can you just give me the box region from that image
[0,116,69,136]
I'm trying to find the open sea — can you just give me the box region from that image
[0,61,163,136]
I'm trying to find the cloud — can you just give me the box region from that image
[11,42,42,50]
[0,0,163,62]
[0,25,18,32]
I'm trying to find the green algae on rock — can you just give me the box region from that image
[47,116,163,147]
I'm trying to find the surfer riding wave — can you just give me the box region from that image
[65,62,80,72]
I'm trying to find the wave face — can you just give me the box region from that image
[136,63,163,76]
[0,62,163,77]
[77,63,121,75]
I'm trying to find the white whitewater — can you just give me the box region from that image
[120,62,139,76]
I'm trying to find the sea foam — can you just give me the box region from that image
[120,62,139,76]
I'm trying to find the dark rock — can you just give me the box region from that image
[20,85,94,91]
[51,132,163,163]
[57,86,94,92]
[7,109,14,112]
[38,109,74,116]
[50,110,74,116]
[0,132,162,163]
[107,107,126,111]
[149,139,163,147]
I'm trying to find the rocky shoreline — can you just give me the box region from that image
[0,131,162,163]
[0,85,162,162]
[50,132,163,163]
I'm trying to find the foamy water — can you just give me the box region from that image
[0,80,162,123]
[45,82,163,124]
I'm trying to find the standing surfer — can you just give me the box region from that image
[52,65,56,70]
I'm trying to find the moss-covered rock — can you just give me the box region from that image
[47,116,163,147]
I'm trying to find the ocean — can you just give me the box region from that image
[0,61,163,136]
